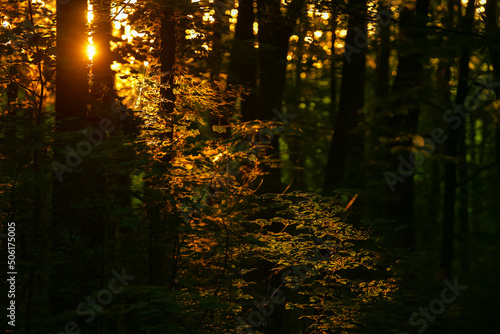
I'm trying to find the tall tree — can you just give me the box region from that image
[90,0,114,106]
[485,0,500,178]
[252,0,304,193]
[384,0,429,251]
[50,0,89,325]
[441,0,475,279]
[323,0,367,191]
[228,0,257,121]
[145,1,179,286]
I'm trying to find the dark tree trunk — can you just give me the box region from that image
[286,13,308,191]
[85,0,115,249]
[228,0,257,121]
[252,0,304,193]
[256,0,301,120]
[208,0,224,83]
[160,6,176,118]
[382,0,429,251]
[206,0,229,139]
[364,3,392,228]
[90,0,114,107]
[330,5,338,120]
[5,65,18,137]
[485,0,500,180]
[25,3,46,332]
[366,2,390,181]
[145,4,179,288]
[50,0,88,326]
[458,121,470,273]
[323,0,367,191]
[441,0,475,279]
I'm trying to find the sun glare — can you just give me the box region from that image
[87,7,94,22]
[87,43,96,61]
[87,3,94,61]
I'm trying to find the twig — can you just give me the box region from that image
[0,64,39,98]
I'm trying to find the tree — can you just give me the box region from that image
[441,0,474,279]
[324,0,367,191]
[50,0,89,325]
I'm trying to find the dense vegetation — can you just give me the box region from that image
[1,0,499,333]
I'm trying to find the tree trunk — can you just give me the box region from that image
[286,13,308,191]
[383,0,429,251]
[485,0,500,182]
[228,0,257,121]
[255,0,304,193]
[323,0,367,191]
[90,0,114,107]
[365,2,390,182]
[441,0,474,279]
[160,6,176,118]
[148,4,178,287]
[50,0,88,326]
[256,0,301,120]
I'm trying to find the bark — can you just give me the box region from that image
[228,0,257,121]
[160,6,176,117]
[256,0,303,120]
[287,14,307,191]
[441,0,474,279]
[364,3,392,230]
[26,2,45,331]
[207,1,228,139]
[374,4,390,100]
[330,5,338,120]
[5,66,18,137]
[51,0,88,324]
[458,119,470,273]
[382,0,429,251]
[323,0,367,191]
[144,4,179,287]
[253,0,304,193]
[85,0,115,249]
[90,0,114,107]
[366,2,390,181]
[485,0,500,98]
[485,0,500,180]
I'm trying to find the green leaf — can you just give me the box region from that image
[212,125,227,133]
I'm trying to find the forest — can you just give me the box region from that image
[0,0,499,333]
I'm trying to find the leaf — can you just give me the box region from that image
[22,19,34,31]
[212,125,226,133]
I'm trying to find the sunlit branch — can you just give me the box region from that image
[0,64,39,98]
[109,0,135,23]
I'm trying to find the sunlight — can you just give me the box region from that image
[203,11,215,23]
[87,43,95,61]
[307,5,314,18]
[87,5,94,22]
[87,3,94,61]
